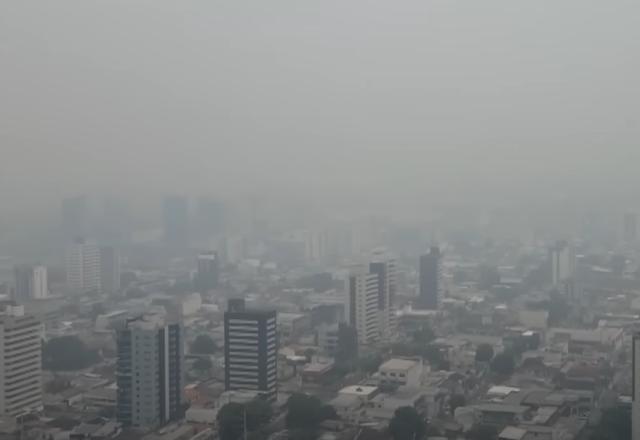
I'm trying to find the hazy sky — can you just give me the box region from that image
[2,0,640,212]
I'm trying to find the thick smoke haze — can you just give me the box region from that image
[2,0,640,214]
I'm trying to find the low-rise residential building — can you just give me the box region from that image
[377,358,423,388]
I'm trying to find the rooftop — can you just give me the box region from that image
[379,359,418,371]
[475,403,529,414]
[339,385,379,397]
[499,426,526,440]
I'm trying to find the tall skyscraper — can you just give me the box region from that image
[0,306,42,416]
[66,238,101,294]
[369,251,397,343]
[100,246,121,295]
[116,313,183,428]
[195,252,219,292]
[61,195,89,241]
[31,266,48,299]
[13,265,33,303]
[345,269,379,346]
[625,212,638,243]
[549,240,575,287]
[633,332,640,440]
[163,196,189,249]
[224,299,277,401]
[13,265,48,301]
[418,247,443,310]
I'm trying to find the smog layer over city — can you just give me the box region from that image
[1,1,639,439]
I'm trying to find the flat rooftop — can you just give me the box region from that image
[379,359,418,371]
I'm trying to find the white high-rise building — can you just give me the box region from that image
[370,251,398,343]
[0,306,42,416]
[549,240,575,287]
[66,239,101,294]
[116,313,183,428]
[31,266,48,299]
[14,265,48,302]
[633,333,640,440]
[346,268,379,346]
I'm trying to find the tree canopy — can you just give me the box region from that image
[450,394,466,415]
[193,358,212,372]
[358,354,384,374]
[475,344,494,363]
[191,334,218,354]
[217,399,273,440]
[466,424,498,440]
[490,351,515,376]
[335,323,358,364]
[286,393,336,431]
[389,406,425,440]
[43,336,100,371]
[590,407,631,440]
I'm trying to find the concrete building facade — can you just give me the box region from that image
[0,306,42,416]
[116,314,183,428]
[66,239,101,294]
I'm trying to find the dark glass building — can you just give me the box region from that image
[418,246,442,310]
[224,299,277,401]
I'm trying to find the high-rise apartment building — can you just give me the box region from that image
[66,239,101,294]
[194,252,219,292]
[418,247,443,310]
[0,306,42,416]
[31,266,48,300]
[13,265,48,302]
[116,313,183,429]
[633,332,640,440]
[549,240,575,287]
[13,265,33,303]
[100,246,121,295]
[224,299,277,401]
[369,251,397,343]
[163,196,189,249]
[345,269,379,346]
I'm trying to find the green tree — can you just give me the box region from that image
[491,351,515,376]
[304,348,316,362]
[286,394,335,430]
[389,406,426,440]
[335,324,358,364]
[424,345,448,371]
[193,358,212,372]
[217,403,243,440]
[358,354,384,373]
[217,399,273,440]
[547,293,570,325]
[413,324,435,344]
[475,344,494,363]
[450,394,466,414]
[590,407,631,440]
[43,336,100,371]
[466,424,497,440]
[191,334,217,354]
